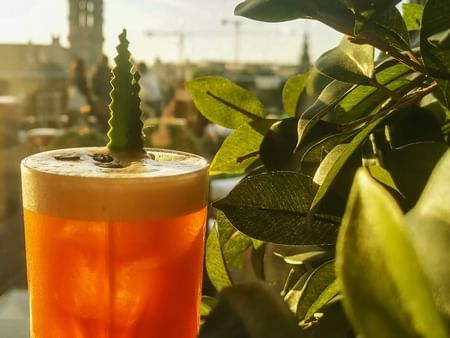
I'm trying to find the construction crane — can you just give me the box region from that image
[145,20,300,66]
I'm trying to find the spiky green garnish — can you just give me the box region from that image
[107,29,145,155]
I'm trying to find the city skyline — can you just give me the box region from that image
[0,0,343,65]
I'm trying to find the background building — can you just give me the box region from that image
[0,0,104,126]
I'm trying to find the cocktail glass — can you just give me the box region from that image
[21,147,209,338]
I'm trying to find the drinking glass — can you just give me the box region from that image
[21,147,209,338]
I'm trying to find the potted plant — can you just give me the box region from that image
[187,1,450,337]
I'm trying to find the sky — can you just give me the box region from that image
[0,0,343,65]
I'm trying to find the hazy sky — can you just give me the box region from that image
[0,0,343,65]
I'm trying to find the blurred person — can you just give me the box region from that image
[137,62,162,118]
[91,55,112,133]
[66,58,92,126]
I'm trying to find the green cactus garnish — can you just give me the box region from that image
[107,29,145,156]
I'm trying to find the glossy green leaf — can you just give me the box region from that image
[332,62,411,123]
[406,149,450,330]
[361,6,410,51]
[199,281,303,338]
[351,0,402,33]
[386,142,448,206]
[206,223,233,292]
[316,37,374,85]
[214,172,340,245]
[201,296,218,317]
[235,0,355,36]
[260,117,300,171]
[223,231,253,271]
[436,79,450,110]
[310,114,385,213]
[429,28,450,49]
[251,243,266,280]
[336,169,448,338]
[283,73,310,117]
[313,145,347,186]
[367,165,402,195]
[210,119,275,176]
[402,3,424,31]
[301,81,354,120]
[217,211,236,246]
[304,280,340,321]
[234,0,313,23]
[216,212,254,277]
[296,261,336,321]
[421,0,450,79]
[281,251,331,266]
[186,76,265,129]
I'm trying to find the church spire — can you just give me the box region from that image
[298,33,311,74]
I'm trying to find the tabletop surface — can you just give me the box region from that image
[0,289,29,338]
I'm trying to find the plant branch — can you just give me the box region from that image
[350,36,427,74]
[341,81,437,130]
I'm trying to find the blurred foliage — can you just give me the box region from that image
[187,0,450,337]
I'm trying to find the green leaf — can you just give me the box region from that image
[402,3,424,31]
[367,165,402,195]
[301,81,354,120]
[281,251,331,266]
[235,0,355,36]
[428,28,450,49]
[210,119,275,176]
[217,211,236,246]
[361,7,410,51]
[313,145,348,186]
[421,0,450,79]
[310,115,385,213]
[406,149,450,330]
[214,172,340,245]
[234,0,313,23]
[260,117,300,171]
[251,243,266,280]
[385,142,448,206]
[304,280,340,321]
[435,79,450,110]
[316,37,374,85]
[283,73,309,117]
[186,76,265,129]
[223,231,253,271]
[201,296,218,317]
[206,223,233,292]
[332,62,411,123]
[350,0,401,34]
[199,281,303,338]
[296,261,336,321]
[336,169,448,338]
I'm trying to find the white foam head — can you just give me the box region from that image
[21,147,209,220]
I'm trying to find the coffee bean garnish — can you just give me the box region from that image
[93,153,114,163]
[54,154,81,161]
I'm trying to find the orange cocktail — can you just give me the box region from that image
[21,147,209,338]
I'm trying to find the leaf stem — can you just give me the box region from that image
[350,36,427,74]
[369,78,400,101]
[341,80,436,130]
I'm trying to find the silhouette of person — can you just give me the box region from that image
[91,55,112,132]
[66,58,92,126]
[137,62,162,118]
